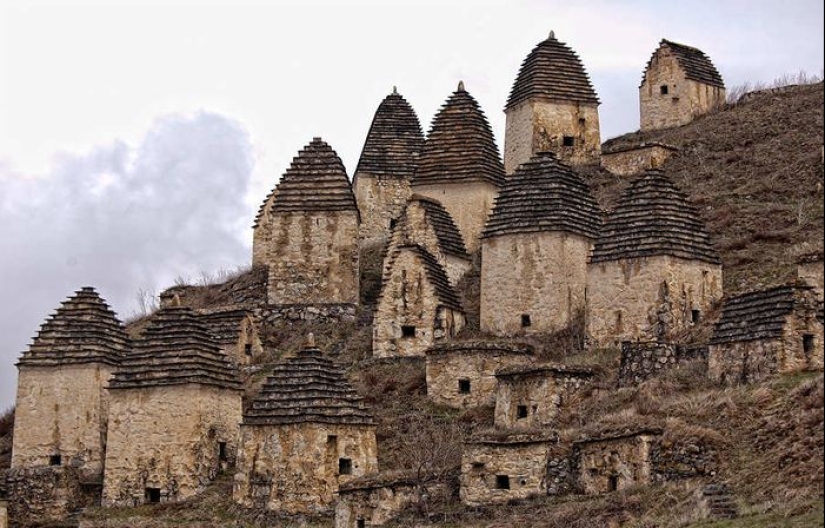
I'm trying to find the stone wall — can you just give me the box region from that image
[575,432,660,495]
[5,467,99,527]
[460,433,555,507]
[234,423,378,516]
[651,439,719,483]
[504,100,601,172]
[411,182,499,254]
[12,364,115,476]
[0,498,6,528]
[256,304,357,326]
[425,343,535,409]
[102,384,242,507]
[545,445,577,497]
[335,472,450,528]
[259,211,360,305]
[373,250,466,359]
[586,256,723,349]
[640,49,725,132]
[618,342,682,387]
[600,144,678,177]
[494,366,594,429]
[354,174,412,249]
[481,232,592,336]
[798,256,824,298]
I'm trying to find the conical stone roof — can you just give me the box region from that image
[483,153,601,239]
[380,244,465,313]
[110,306,242,390]
[355,88,425,179]
[18,287,129,367]
[244,342,374,426]
[254,138,357,226]
[507,31,600,110]
[410,195,469,259]
[412,83,505,187]
[590,170,720,264]
[645,40,724,89]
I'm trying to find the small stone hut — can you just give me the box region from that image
[494,364,594,429]
[481,152,602,336]
[600,142,679,177]
[383,195,472,287]
[460,432,556,507]
[708,284,824,384]
[411,82,505,253]
[252,138,360,305]
[504,31,601,171]
[335,471,450,528]
[575,428,663,495]
[587,170,723,348]
[103,306,243,507]
[425,341,535,409]
[353,88,425,248]
[10,287,129,524]
[234,340,377,515]
[640,39,725,132]
[197,307,262,365]
[797,252,824,298]
[373,245,466,359]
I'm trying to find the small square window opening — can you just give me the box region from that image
[459,379,471,394]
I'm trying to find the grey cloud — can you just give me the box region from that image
[0,112,255,407]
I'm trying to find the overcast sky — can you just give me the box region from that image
[0,0,823,408]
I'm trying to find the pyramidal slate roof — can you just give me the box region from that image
[483,152,602,239]
[411,195,469,259]
[197,308,253,346]
[110,306,242,390]
[711,284,820,345]
[590,170,720,264]
[244,341,374,426]
[254,138,357,226]
[645,40,725,89]
[18,287,129,367]
[355,88,425,179]
[412,83,505,187]
[380,244,465,313]
[507,31,600,109]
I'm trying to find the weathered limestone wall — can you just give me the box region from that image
[481,232,592,336]
[12,364,115,475]
[504,100,601,173]
[335,475,449,528]
[251,193,278,267]
[798,258,824,298]
[234,423,378,516]
[260,211,359,305]
[411,182,498,254]
[373,251,466,358]
[103,384,242,507]
[640,50,725,132]
[586,256,723,349]
[600,144,677,177]
[257,304,358,326]
[0,499,6,528]
[576,434,658,495]
[425,346,535,409]
[494,369,592,429]
[460,436,554,507]
[215,315,263,366]
[354,174,412,248]
[5,467,99,527]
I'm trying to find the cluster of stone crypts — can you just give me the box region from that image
[481,152,602,336]
[587,169,724,348]
[354,89,425,247]
[505,32,602,170]
[236,341,377,515]
[709,284,824,384]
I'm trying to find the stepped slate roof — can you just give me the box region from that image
[589,170,720,265]
[18,287,129,367]
[412,83,505,187]
[410,195,469,259]
[710,285,821,345]
[355,88,425,178]
[110,306,242,390]
[197,308,253,345]
[507,31,600,109]
[380,244,465,313]
[645,40,725,89]
[244,343,374,426]
[483,152,602,239]
[254,138,357,226]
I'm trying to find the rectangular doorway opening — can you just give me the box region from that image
[496,475,511,490]
[401,325,416,339]
[608,475,620,492]
[49,454,62,467]
[459,379,471,394]
[562,136,575,147]
[804,334,816,355]
[339,458,353,476]
[145,488,162,504]
[517,405,529,420]
[219,442,228,462]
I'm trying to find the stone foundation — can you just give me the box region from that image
[425,342,535,409]
[5,467,99,527]
[616,342,710,387]
[460,432,556,507]
[600,143,678,176]
[574,430,662,495]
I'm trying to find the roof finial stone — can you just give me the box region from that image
[458,80,466,92]
[549,30,555,40]
[306,332,316,348]
[393,85,398,95]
